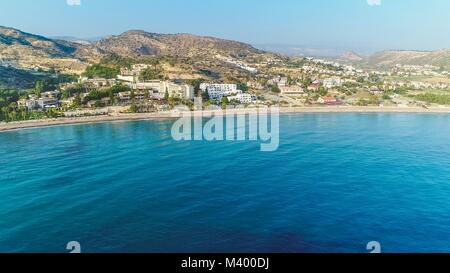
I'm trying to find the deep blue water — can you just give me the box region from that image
[0,113,449,253]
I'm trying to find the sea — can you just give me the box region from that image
[0,113,449,253]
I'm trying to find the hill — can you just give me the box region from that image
[0,27,280,85]
[0,26,92,75]
[85,30,277,81]
[340,51,365,62]
[93,30,264,59]
[368,49,450,69]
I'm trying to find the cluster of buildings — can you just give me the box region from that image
[18,91,60,110]
[303,58,368,77]
[216,55,258,74]
[73,64,261,107]
[128,80,195,100]
[322,77,344,89]
[383,80,450,91]
[392,64,448,77]
[79,64,196,100]
[199,83,257,104]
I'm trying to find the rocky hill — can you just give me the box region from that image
[0,26,91,74]
[93,30,264,60]
[0,26,279,85]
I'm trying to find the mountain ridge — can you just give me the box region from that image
[367,49,450,68]
[3,25,450,76]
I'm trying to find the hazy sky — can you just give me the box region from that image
[1,0,450,53]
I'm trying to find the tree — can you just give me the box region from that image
[139,67,164,81]
[317,87,328,96]
[130,104,138,113]
[73,93,82,107]
[237,82,249,92]
[164,89,169,100]
[287,75,294,85]
[109,89,115,105]
[202,90,210,101]
[271,84,281,93]
[84,64,120,79]
[35,79,51,96]
[301,76,312,87]
[221,96,229,108]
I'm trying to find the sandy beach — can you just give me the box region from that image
[1,106,449,132]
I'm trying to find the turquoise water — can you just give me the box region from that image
[0,113,449,253]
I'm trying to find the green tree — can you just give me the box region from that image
[317,87,328,96]
[164,89,169,100]
[271,84,281,93]
[73,93,82,107]
[84,64,120,79]
[139,67,164,81]
[237,82,249,92]
[221,96,229,108]
[35,79,52,96]
[202,90,210,101]
[109,89,115,105]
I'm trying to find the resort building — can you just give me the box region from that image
[125,80,194,100]
[200,83,239,100]
[160,82,195,100]
[38,98,59,109]
[280,86,305,96]
[228,93,257,104]
[79,77,117,88]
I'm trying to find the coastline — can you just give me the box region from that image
[1,106,450,132]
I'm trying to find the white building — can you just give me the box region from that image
[200,83,239,100]
[228,93,256,104]
[126,80,194,100]
[117,75,135,83]
[280,86,305,96]
[269,76,288,87]
[161,82,194,100]
[323,77,343,89]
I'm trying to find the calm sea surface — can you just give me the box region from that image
[0,113,449,253]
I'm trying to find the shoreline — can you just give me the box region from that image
[1,106,450,132]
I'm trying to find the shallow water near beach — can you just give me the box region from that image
[0,113,449,253]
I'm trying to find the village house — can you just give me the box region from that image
[369,87,384,95]
[307,80,321,92]
[280,86,305,96]
[246,81,264,90]
[268,76,288,87]
[317,96,343,105]
[17,99,27,109]
[323,77,343,89]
